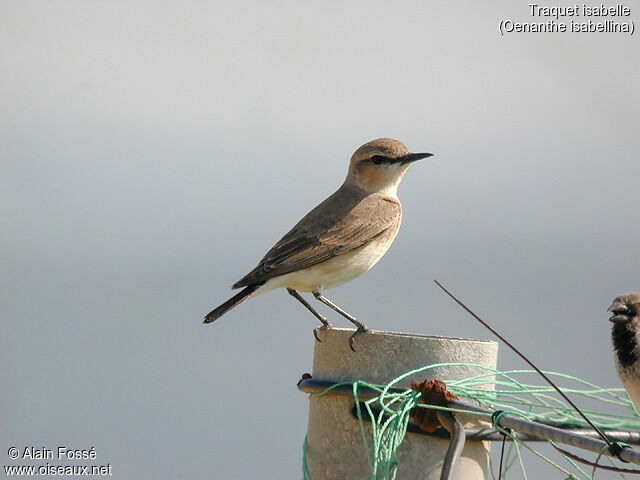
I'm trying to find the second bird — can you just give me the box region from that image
[609,292,640,411]
[204,138,433,350]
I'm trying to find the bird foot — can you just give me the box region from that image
[349,327,369,352]
[313,324,333,342]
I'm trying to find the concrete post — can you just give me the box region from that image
[304,328,499,479]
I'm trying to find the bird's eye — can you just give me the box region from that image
[370,155,388,165]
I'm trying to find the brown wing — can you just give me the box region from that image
[232,188,401,288]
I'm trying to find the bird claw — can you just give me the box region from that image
[349,327,369,352]
[313,324,332,342]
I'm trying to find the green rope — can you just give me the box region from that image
[301,363,639,479]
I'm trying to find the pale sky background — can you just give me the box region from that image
[2,1,639,479]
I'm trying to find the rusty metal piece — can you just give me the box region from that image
[410,379,459,432]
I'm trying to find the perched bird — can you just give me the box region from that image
[204,138,432,349]
[608,292,640,411]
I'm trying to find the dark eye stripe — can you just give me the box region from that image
[370,155,391,165]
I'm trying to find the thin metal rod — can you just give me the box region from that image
[447,398,640,465]
[437,411,465,480]
[433,279,614,449]
[498,433,507,480]
[349,403,640,444]
[298,377,403,398]
[298,378,640,464]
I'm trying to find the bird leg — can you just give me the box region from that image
[287,289,332,341]
[313,292,368,351]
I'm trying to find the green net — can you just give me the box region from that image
[302,363,640,479]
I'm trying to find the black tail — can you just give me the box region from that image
[203,284,261,324]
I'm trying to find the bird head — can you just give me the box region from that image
[345,138,432,194]
[608,292,640,325]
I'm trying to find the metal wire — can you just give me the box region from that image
[450,398,640,465]
[433,280,615,449]
[436,411,465,480]
[349,403,640,443]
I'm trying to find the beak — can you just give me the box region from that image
[610,314,632,324]
[608,300,630,314]
[402,152,433,164]
[608,299,631,324]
